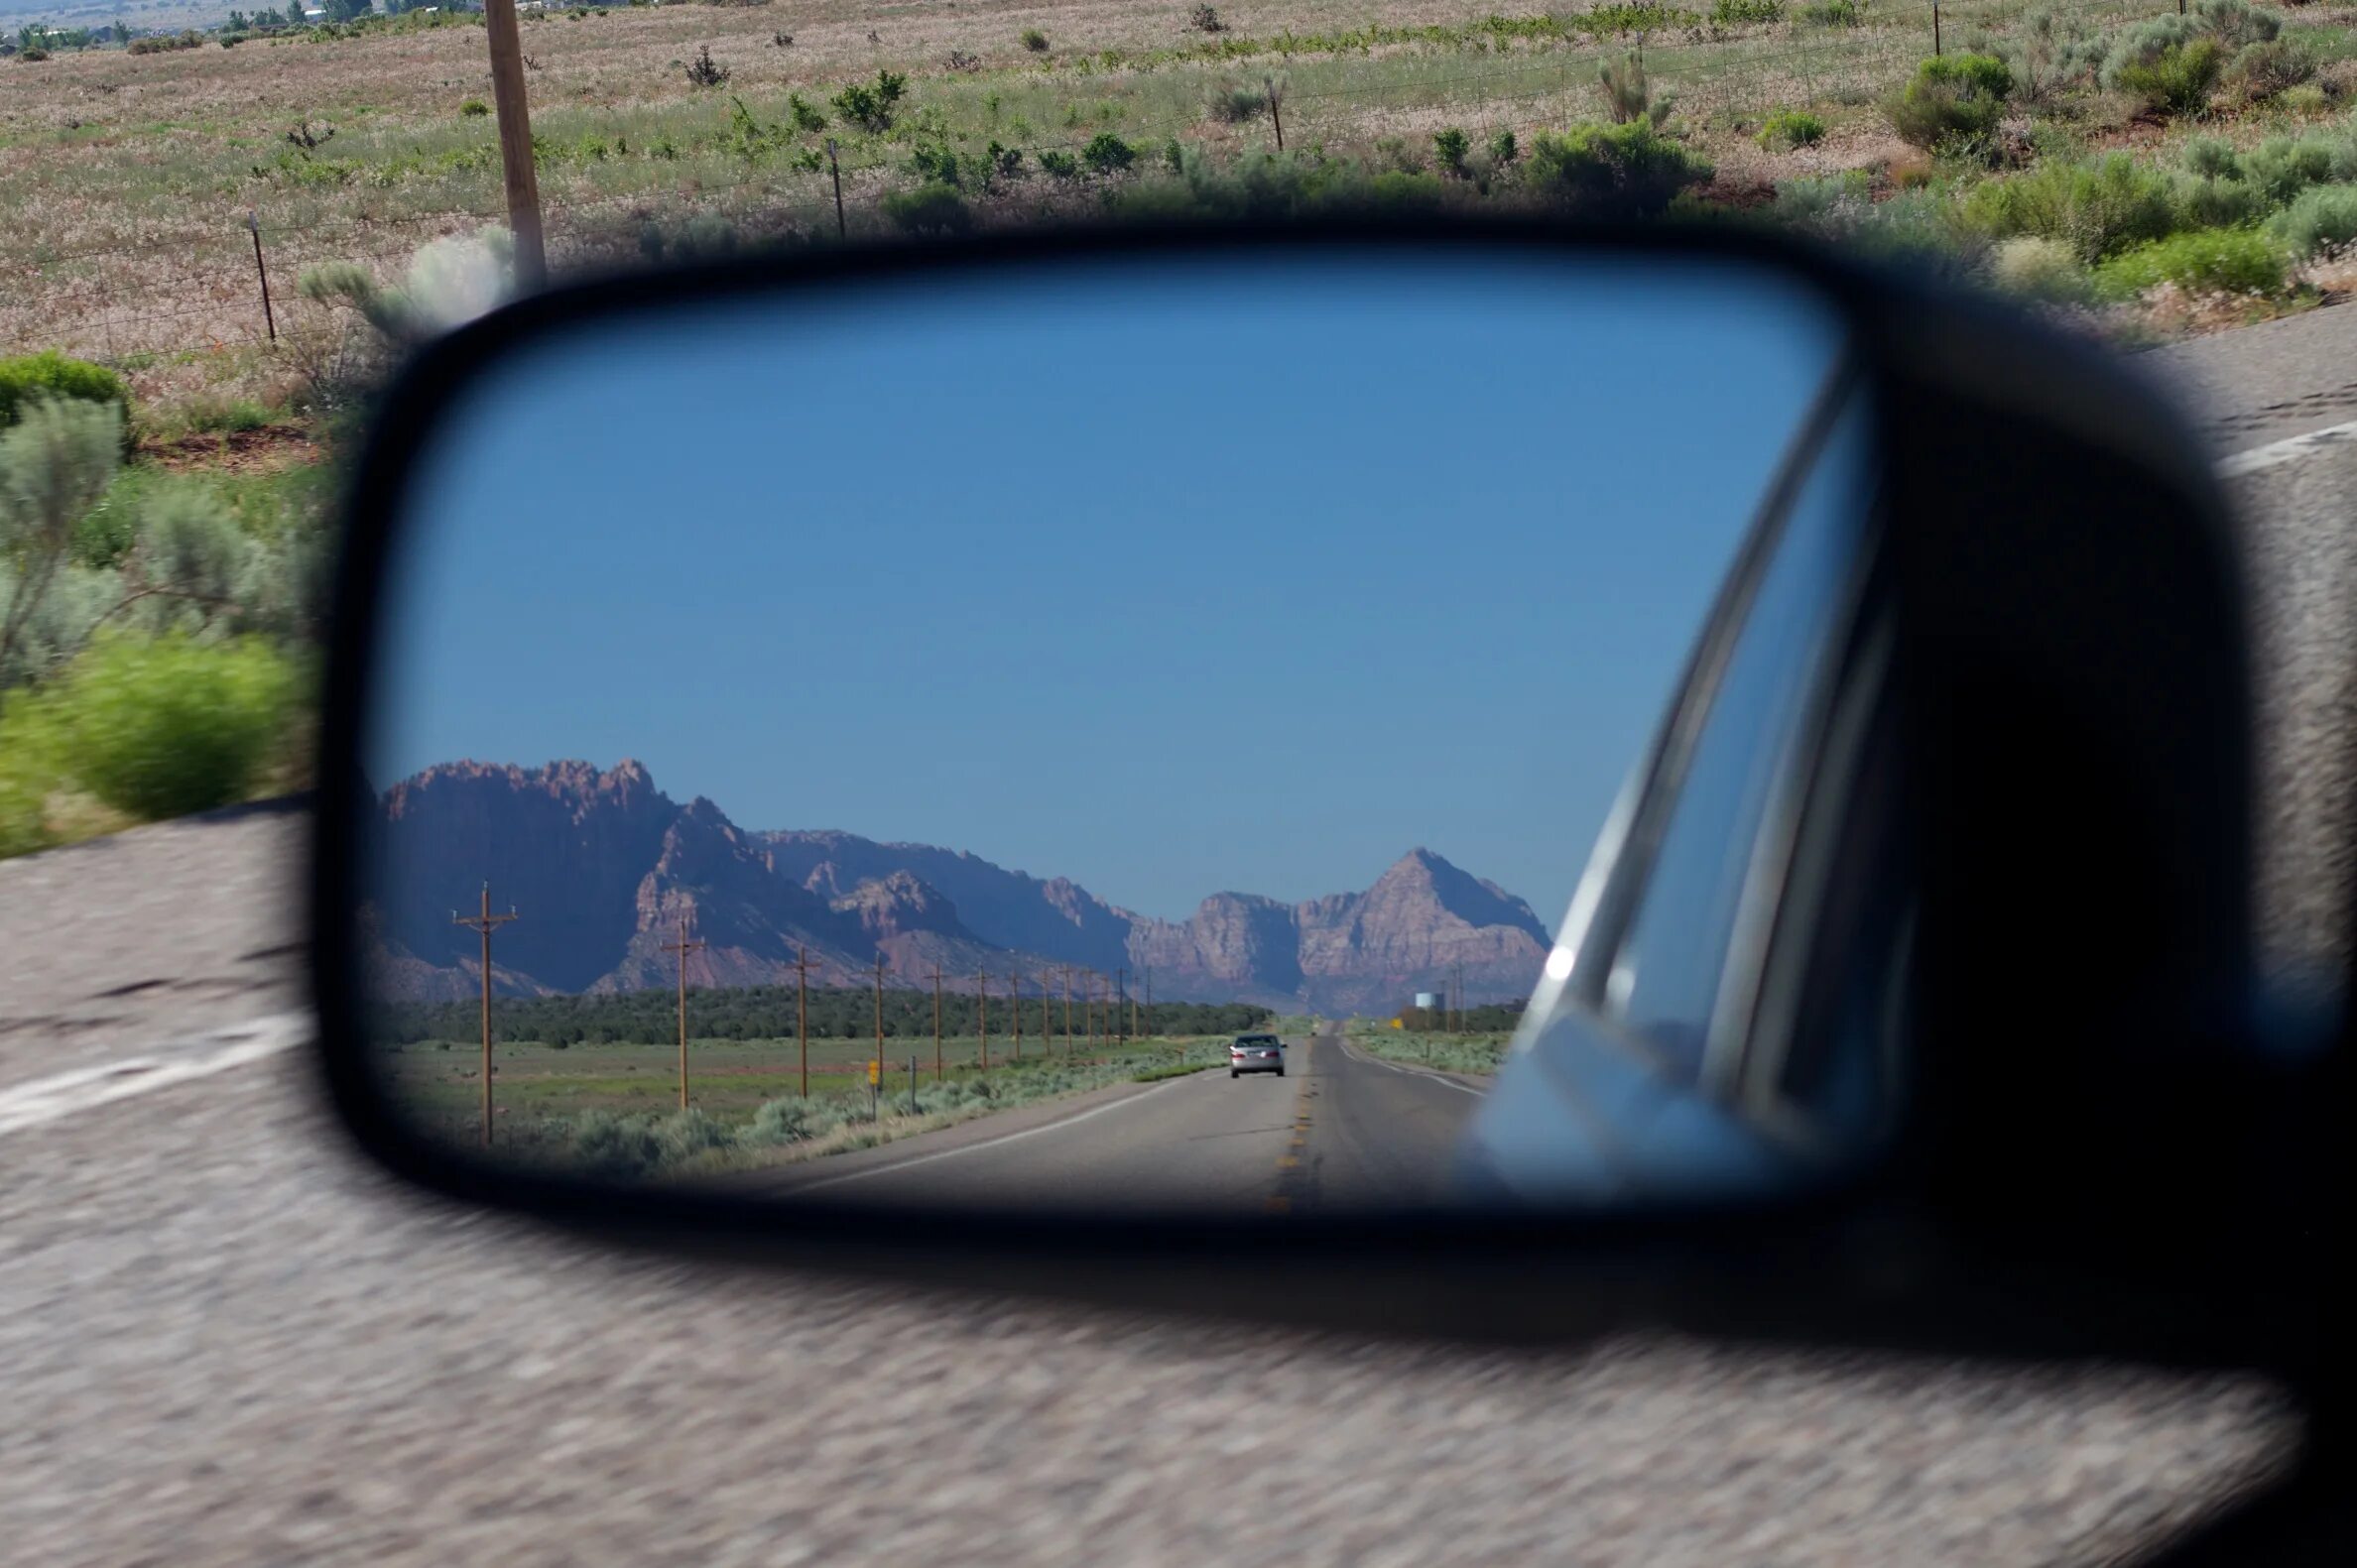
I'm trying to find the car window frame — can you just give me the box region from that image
[1556,371,1886,1108]
[1730,605,1910,1155]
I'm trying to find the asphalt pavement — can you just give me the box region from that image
[4,302,2350,1565]
[755,1027,1485,1214]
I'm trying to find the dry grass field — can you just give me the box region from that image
[10,0,2357,420]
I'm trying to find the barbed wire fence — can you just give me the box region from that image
[0,0,2237,382]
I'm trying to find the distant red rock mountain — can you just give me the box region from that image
[363,760,1552,1011]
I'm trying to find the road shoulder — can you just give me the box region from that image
[709,1068,1207,1195]
[1333,1037,1493,1095]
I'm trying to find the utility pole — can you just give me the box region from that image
[661,914,706,1113]
[977,971,990,1070]
[1115,966,1128,1047]
[1041,974,1054,1059]
[928,966,944,1081]
[825,137,845,241]
[795,946,810,1098]
[450,883,518,1148]
[872,952,889,1089]
[1083,972,1096,1052]
[1008,971,1023,1061]
[1143,967,1152,1041]
[481,0,546,290]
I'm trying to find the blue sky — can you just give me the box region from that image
[373,249,1844,928]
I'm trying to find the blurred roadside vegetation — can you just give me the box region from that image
[0,353,326,860]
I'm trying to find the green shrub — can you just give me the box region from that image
[1757,108,1826,149]
[2180,135,2241,183]
[567,1111,665,1180]
[459,97,488,116]
[1597,54,1672,127]
[2192,0,2279,49]
[2231,37,2313,100]
[1081,131,1137,173]
[1522,120,1712,218]
[1372,134,1426,174]
[881,181,972,233]
[1888,53,2011,153]
[0,696,62,856]
[1991,234,2097,302]
[1799,0,1860,25]
[2,398,124,691]
[2174,168,2269,228]
[1433,126,1471,175]
[2103,20,2225,115]
[1710,0,1782,22]
[2000,6,2105,100]
[1208,82,1266,123]
[1365,170,1446,210]
[1037,148,1079,177]
[1961,152,2180,262]
[28,634,303,822]
[2271,182,2357,256]
[0,351,130,438]
[2096,226,2288,299]
[1769,169,1874,236]
[1021,27,1048,52]
[1853,184,1984,276]
[1487,128,1520,165]
[2242,133,2340,206]
[831,68,907,133]
[657,1108,736,1163]
[1923,51,2015,98]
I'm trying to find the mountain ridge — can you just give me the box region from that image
[364,760,1551,1012]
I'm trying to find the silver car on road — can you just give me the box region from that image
[1229,1033,1285,1078]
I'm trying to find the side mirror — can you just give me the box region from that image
[310,216,2334,1374]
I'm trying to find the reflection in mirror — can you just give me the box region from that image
[356,247,1884,1216]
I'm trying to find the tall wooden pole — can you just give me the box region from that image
[795,946,810,1098]
[482,0,547,290]
[929,967,944,1081]
[661,915,705,1113]
[872,953,889,1088]
[450,883,517,1148]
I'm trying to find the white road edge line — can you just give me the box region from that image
[2216,417,2357,478]
[0,1012,310,1139]
[786,1073,1195,1193]
[1337,1039,1486,1097]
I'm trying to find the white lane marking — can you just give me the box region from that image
[0,1012,308,1139]
[2216,418,2357,478]
[787,1073,1195,1193]
[1336,1039,1485,1097]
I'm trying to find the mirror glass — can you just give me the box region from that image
[354,244,1890,1215]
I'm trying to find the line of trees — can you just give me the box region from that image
[371,985,1273,1046]
[1395,1001,1526,1032]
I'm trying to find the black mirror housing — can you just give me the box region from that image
[308,214,2336,1383]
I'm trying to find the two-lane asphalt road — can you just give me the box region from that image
[761,1026,1487,1214]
